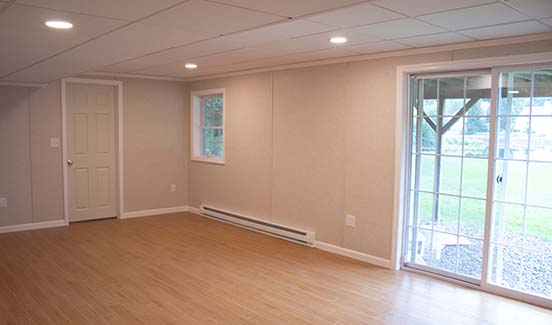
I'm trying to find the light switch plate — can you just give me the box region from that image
[50,137,60,148]
[170,184,176,192]
[345,214,356,227]
[0,197,7,208]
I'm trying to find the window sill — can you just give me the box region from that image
[191,157,225,165]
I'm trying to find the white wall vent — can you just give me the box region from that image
[200,205,315,246]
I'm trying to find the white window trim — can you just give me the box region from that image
[190,88,226,164]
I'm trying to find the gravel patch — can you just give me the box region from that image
[416,223,552,298]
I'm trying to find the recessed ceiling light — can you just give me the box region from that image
[329,36,347,44]
[45,20,73,29]
[508,90,520,94]
[185,63,198,69]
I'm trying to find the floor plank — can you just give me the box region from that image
[0,212,550,324]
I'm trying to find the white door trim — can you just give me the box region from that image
[393,52,552,308]
[61,78,124,224]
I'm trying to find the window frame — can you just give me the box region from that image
[190,88,225,164]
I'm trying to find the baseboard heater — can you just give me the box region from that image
[200,205,315,246]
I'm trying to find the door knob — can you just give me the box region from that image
[67,159,73,166]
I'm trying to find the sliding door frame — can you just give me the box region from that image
[392,52,552,309]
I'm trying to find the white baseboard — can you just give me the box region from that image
[121,206,190,219]
[188,206,201,215]
[315,241,392,269]
[0,219,67,234]
[188,206,391,269]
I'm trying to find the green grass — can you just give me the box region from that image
[415,149,552,240]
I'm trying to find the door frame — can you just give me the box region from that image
[392,52,552,308]
[61,78,124,224]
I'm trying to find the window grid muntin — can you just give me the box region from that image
[199,94,223,159]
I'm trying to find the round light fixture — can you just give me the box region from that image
[45,20,74,29]
[329,36,347,44]
[185,63,198,69]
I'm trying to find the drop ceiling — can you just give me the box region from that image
[0,0,551,83]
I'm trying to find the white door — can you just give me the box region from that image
[67,83,117,222]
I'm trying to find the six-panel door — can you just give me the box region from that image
[67,83,117,222]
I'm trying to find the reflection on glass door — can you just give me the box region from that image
[489,68,552,300]
[404,71,492,283]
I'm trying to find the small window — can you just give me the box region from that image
[191,89,225,164]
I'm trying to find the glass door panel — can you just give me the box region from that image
[489,68,552,300]
[405,72,492,283]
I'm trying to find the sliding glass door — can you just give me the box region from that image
[489,67,552,300]
[403,65,552,304]
[404,71,492,284]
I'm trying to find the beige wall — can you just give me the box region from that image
[187,39,552,260]
[188,73,274,219]
[0,84,63,226]
[122,78,189,212]
[0,78,188,227]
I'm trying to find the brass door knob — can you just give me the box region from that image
[67,159,73,165]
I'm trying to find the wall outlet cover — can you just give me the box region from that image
[0,197,7,208]
[50,137,60,148]
[345,214,356,227]
[170,184,176,192]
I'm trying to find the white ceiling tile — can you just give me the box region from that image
[418,3,530,31]
[264,47,360,63]
[351,18,444,40]
[173,68,228,78]
[0,4,125,78]
[218,20,337,47]
[371,0,495,17]
[140,0,282,35]
[60,23,213,64]
[398,32,472,47]
[208,47,359,72]
[458,20,552,40]
[101,19,335,74]
[99,38,240,73]
[166,47,360,78]
[138,48,274,75]
[249,30,382,58]
[145,30,374,75]
[505,0,552,20]
[542,17,552,27]
[294,29,383,46]
[247,38,332,57]
[307,3,404,28]
[134,57,239,77]
[211,0,366,18]
[3,20,214,82]
[345,40,410,54]
[2,54,97,82]
[16,0,184,21]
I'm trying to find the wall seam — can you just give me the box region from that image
[341,63,350,249]
[27,88,35,223]
[270,72,275,221]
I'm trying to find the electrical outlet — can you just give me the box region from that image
[345,214,356,228]
[50,137,60,148]
[170,184,176,192]
[0,197,7,208]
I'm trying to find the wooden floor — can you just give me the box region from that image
[1,212,551,324]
